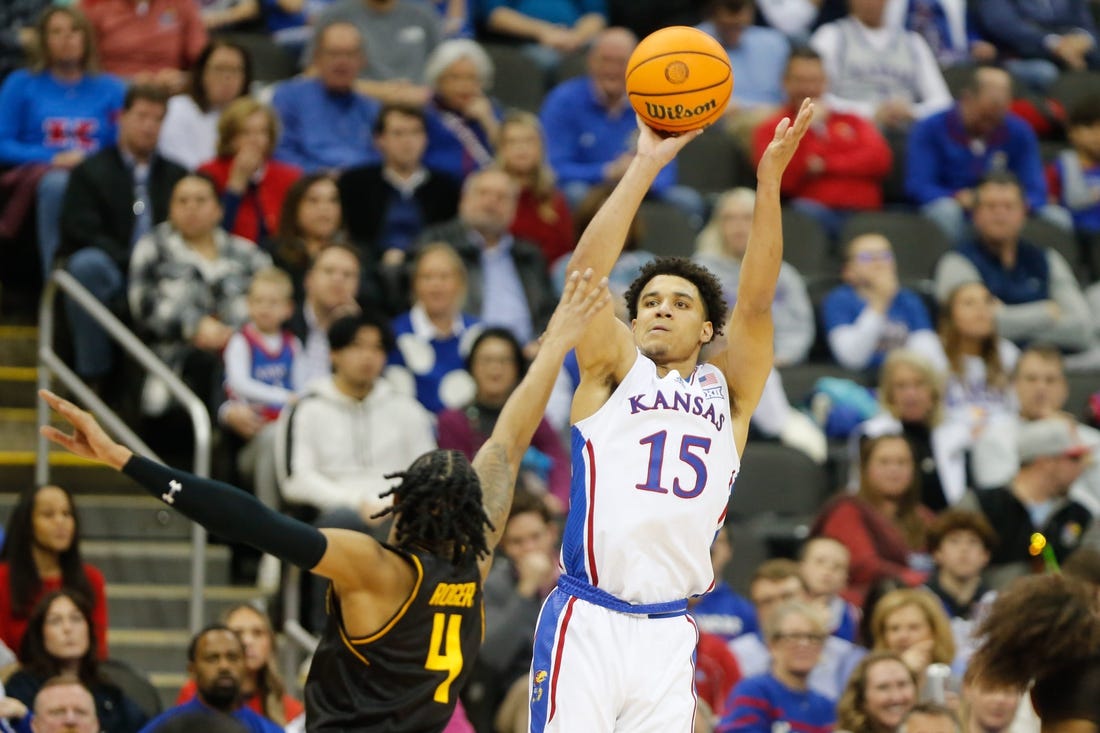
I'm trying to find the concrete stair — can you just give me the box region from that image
[0,321,272,707]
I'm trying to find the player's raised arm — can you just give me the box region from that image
[568,120,701,374]
[711,99,813,453]
[473,270,609,573]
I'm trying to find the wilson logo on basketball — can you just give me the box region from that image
[643,98,718,121]
[664,61,689,84]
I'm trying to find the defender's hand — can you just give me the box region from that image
[39,390,132,469]
[757,97,813,185]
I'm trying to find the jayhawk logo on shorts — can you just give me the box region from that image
[532,670,548,703]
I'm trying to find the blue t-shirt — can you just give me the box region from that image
[389,310,482,414]
[822,284,933,369]
[691,581,758,643]
[138,699,282,733]
[271,77,381,172]
[718,673,836,733]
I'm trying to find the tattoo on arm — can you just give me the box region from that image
[473,442,514,551]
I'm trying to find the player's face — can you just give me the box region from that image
[31,683,98,733]
[191,630,245,709]
[864,438,914,502]
[32,485,75,555]
[800,541,849,597]
[887,365,934,423]
[933,530,990,582]
[964,679,1022,733]
[1013,353,1067,420]
[769,613,826,678]
[882,604,933,654]
[948,283,995,341]
[42,595,90,663]
[631,275,713,365]
[226,607,272,674]
[863,659,917,732]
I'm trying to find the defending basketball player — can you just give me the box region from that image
[38,270,610,733]
[527,99,814,732]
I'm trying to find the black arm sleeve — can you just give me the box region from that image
[122,455,327,570]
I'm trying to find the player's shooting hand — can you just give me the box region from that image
[633,115,703,169]
[39,389,132,470]
[757,97,813,186]
[542,269,611,350]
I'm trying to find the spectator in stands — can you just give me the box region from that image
[813,434,934,606]
[690,527,758,644]
[469,491,560,732]
[24,677,99,733]
[718,601,837,733]
[729,559,866,702]
[6,591,147,733]
[836,651,919,733]
[479,0,605,74]
[698,0,788,145]
[175,605,303,728]
[496,111,575,269]
[0,0,49,83]
[752,47,893,242]
[958,417,1094,588]
[906,67,1071,245]
[902,704,962,733]
[823,233,938,373]
[286,243,362,385]
[974,0,1100,90]
[0,6,125,281]
[138,626,280,733]
[277,312,435,629]
[933,174,1094,354]
[847,349,972,511]
[539,27,703,220]
[198,99,301,245]
[972,345,1100,513]
[416,168,556,351]
[695,188,814,367]
[437,328,570,509]
[887,0,998,69]
[1047,94,1100,275]
[421,40,502,182]
[799,537,859,643]
[272,22,381,174]
[339,104,460,276]
[159,41,252,172]
[959,667,1023,733]
[0,485,107,660]
[869,588,957,684]
[809,0,952,131]
[272,174,349,300]
[388,243,481,414]
[310,0,441,84]
[127,175,272,416]
[84,0,206,95]
[57,84,187,389]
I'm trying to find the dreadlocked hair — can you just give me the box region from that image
[623,257,728,336]
[373,450,493,568]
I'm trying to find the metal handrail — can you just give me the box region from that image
[37,269,211,633]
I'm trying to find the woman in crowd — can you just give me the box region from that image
[916,282,1019,431]
[0,485,107,659]
[869,589,957,685]
[813,434,934,605]
[272,173,348,299]
[0,5,125,277]
[158,40,253,171]
[495,111,574,267]
[176,604,303,727]
[198,98,301,245]
[388,242,481,414]
[848,349,972,511]
[128,174,271,415]
[969,574,1100,733]
[836,651,919,733]
[437,328,569,512]
[5,590,147,733]
[422,39,501,182]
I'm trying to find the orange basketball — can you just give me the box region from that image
[626,26,733,134]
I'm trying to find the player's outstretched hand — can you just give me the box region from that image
[543,269,611,350]
[757,97,813,185]
[39,390,132,470]
[634,115,704,169]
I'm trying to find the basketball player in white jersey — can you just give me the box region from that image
[527,98,814,732]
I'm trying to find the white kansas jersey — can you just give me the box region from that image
[562,352,740,605]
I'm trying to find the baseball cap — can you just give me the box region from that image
[1017,418,1091,464]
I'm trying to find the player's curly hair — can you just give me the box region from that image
[623,257,728,336]
[373,450,493,568]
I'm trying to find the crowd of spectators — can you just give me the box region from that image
[2,0,1100,731]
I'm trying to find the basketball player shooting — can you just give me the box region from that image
[527,98,814,732]
[38,270,610,733]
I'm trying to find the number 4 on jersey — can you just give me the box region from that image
[425,612,463,703]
